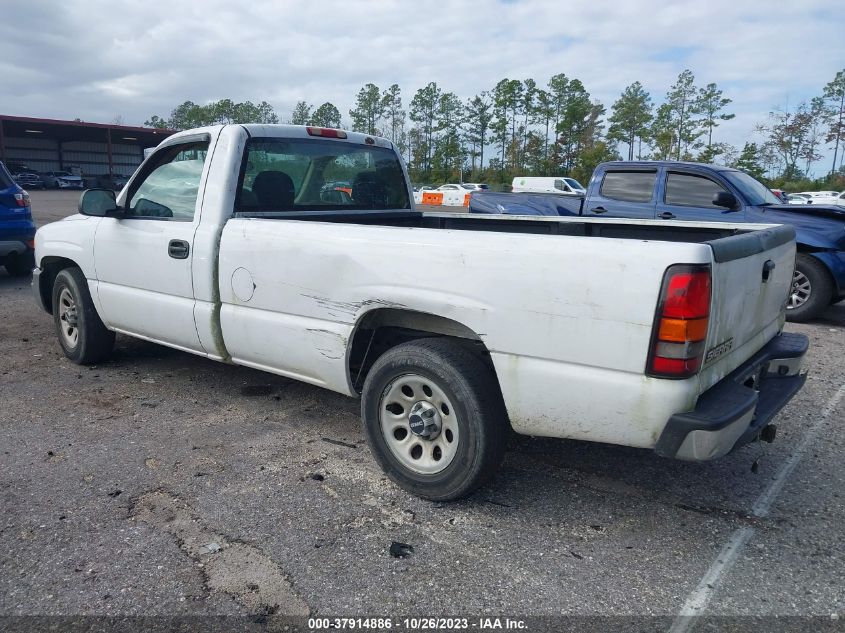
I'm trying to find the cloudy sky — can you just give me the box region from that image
[3,0,844,172]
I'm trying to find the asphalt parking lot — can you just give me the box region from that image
[1,190,844,630]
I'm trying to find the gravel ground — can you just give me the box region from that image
[1,190,843,630]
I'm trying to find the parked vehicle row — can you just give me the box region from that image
[413,183,489,193]
[469,161,845,322]
[12,170,132,191]
[32,124,808,500]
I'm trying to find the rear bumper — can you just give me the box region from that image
[655,332,809,461]
[0,239,33,258]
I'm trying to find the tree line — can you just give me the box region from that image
[144,68,845,190]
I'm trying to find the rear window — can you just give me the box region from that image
[665,172,727,207]
[237,138,409,212]
[600,171,656,202]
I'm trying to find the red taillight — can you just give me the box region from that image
[647,264,711,379]
[662,271,711,318]
[14,192,31,208]
[306,127,347,139]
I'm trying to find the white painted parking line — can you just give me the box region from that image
[668,382,845,633]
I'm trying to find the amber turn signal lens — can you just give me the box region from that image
[658,317,708,343]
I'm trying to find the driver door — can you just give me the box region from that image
[655,170,744,222]
[93,138,211,354]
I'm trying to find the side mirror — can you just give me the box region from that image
[79,188,120,217]
[713,191,738,210]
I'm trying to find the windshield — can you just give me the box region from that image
[564,178,584,190]
[237,138,409,213]
[723,170,781,206]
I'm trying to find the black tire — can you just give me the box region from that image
[361,338,508,501]
[786,254,834,323]
[52,267,115,364]
[4,251,34,277]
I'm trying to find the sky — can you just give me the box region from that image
[3,0,844,174]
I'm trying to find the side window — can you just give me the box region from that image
[554,179,566,191]
[127,141,209,220]
[600,171,656,202]
[665,172,727,207]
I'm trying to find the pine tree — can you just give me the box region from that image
[697,82,734,150]
[822,69,845,174]
[664,70,702,160]
[290,101,312,125]
[311,103,342,128]
[607,82,653,161]
[349,83,383,135]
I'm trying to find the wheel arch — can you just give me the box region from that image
[795,248,840,295]
[347,307,501,395]
[38,256,81,314]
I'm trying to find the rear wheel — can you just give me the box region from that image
[4,251,34,277]
[786,254,833,322]
[361,338,508,501]
[52,268,115,364]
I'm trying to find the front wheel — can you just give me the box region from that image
[52,268,115,364]
[786,254,833,322]
[361,338,508,501]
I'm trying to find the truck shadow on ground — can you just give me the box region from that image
[98,333,795,518]
[814,301,845,326]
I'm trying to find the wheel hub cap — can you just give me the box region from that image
[61,308,78,327]
[379,373,460,475]
[788,270,811,309]
[408,401,442,439]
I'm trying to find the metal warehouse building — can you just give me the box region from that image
[0,115,175,182]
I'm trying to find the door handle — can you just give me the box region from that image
[168,239,190,259]
[658,212,676,219]
[591,206,607,214]
[762,259,776,282]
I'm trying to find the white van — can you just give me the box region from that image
[512,176,585,195]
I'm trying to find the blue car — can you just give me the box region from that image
[0,161,36,277]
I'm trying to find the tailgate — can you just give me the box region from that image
[698,225,796,388]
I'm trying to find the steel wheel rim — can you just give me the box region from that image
[788,270,811,309]
[379,373,460,475]
[58,287,79,348]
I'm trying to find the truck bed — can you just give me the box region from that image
[234,208,780,253]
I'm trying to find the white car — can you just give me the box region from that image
[804,191,845,206]
[787,193,811,204]
[32,124,807,500]
[42,171,84,190]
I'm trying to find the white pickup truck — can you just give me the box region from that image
[33,124,808,500]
